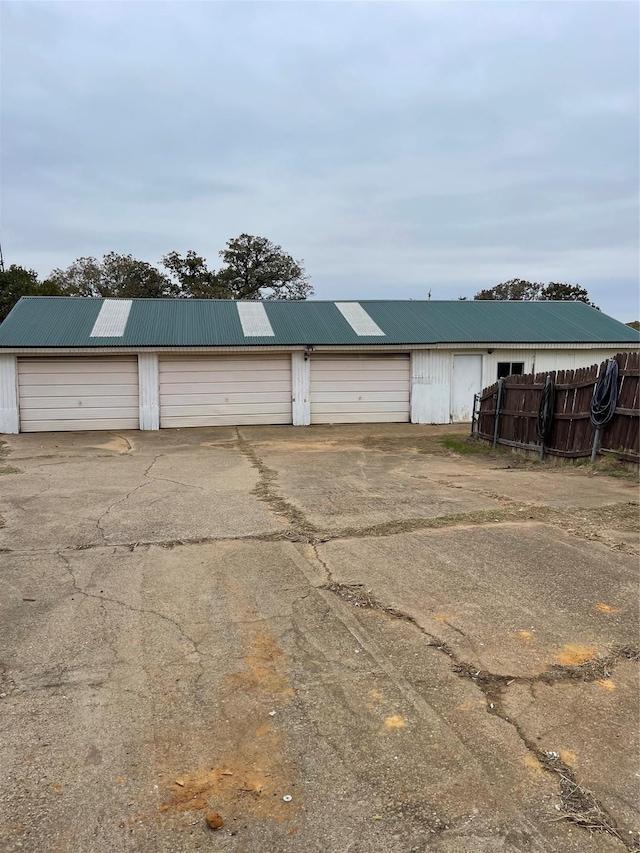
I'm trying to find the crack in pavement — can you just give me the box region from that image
[3,434,638,848]
[55,551,206,686]
[235,427,318,534]
[320,579,639,851]
[2,501,637,555]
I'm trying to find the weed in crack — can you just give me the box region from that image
[234,428,317,534]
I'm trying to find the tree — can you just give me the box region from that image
[473,279,598,308]
[0,264,60,323]
[474,279,542,301]
[161,250,224,299]
[626,320,640,331]
[47,253,177,299]
[216,234,312,300]
[538,282,598,308]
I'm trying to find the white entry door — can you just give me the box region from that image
[451,355,482,422]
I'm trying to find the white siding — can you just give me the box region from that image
[481,348,626,387]
[410,351,451,424]
[451,354,483,422]
[138,353,159,430]
[159,355,292,427]
[310,354,410,424]
[291,352,310,426]
[0,354,19,434]
[532,349,624,375]
[18,357,139,432]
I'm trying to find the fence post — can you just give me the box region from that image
[492,378,505,448]
[470,394,478,436]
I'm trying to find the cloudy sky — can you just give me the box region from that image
[2,1,638,319]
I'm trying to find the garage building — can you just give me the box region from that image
[0,297,638,433]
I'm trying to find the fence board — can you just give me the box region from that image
[474,353,639,462]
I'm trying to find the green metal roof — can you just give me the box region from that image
[0,297,638,348]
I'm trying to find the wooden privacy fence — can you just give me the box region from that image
[473,351,639,463]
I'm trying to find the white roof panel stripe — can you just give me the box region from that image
[335,302,385,336]
[89,300,133,337]
[237,302,275,337]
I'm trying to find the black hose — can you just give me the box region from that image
[536,374,555,440]
[590,358,619,428]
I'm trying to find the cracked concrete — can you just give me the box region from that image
[0,424,638,853]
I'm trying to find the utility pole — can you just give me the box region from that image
[0,240,4,273]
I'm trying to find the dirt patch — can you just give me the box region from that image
[160,721,298,822]
[93,436,132,454]
[227,628,295,698]
[554,644,597,667]
[160,626,299,824]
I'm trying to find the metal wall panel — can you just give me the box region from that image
[410,351,451,424]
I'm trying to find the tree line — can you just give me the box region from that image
[0,233,312,322]
[461,278,598,307]
[1,237,635,328]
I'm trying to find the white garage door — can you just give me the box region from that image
[159,355,292,428]
[310,354,410,424]
[18,357,139,432]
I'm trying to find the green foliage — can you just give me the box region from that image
[0,265,60,322]
[47,253,178,299]
[0,236,311,319]
[626,320,640,331]
[217,234,312,300]
[474,278,542,301]
[441,436,487,455]
[473,279,597,307]
[538,282,598,308]
[161,250,225,298]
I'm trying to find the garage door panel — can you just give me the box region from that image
[19,372,138,386]
[162,391,291,406]
[19,395,139,410]
[160,381,290,396]
[162,402,291,418]
[311,368,409,381]
[20,418,139,432]
[311,380,409,393]
[161,413,291,428]
[311,391,409,403]
[161,370,291,386]
[159,355,292,427]
[18,357,139,432]
[310,355,410,424]
[311,401,409,414]
[21,406,139,420]
[19,384,138,397]
[160,358,289,374]
[18,359,137,374]
[312,411,409,424]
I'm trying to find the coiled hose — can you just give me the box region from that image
[590,358,619,428]
[536,375,555,441]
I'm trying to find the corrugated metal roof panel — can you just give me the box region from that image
[0,297,638,348]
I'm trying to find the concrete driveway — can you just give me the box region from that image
[1,425,638,853]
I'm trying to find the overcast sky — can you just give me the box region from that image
[2,1,638,319]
